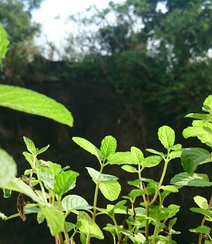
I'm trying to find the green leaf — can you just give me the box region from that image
[53,170,79,196]
[190,207,211,218]
[62,195,91,211]
[0,85,73,127]
[0,23,10,63]
[100,135,117,158]
[86,167,118,182]
[158,126,175,149]
[39,205,65,236]
[204,95,212,113]
[183,120,212,147]
[194,195,208,210]
[189,225,211,236]
[141,155,162,168]
[185,113,212,121]
[129,189,145,200]
[3,188,12,198]
[77,211,104,239]
[127,179,142,187]
[161,185,179,193]
[107,151,137,165]
[181,148,211,175]
[121,165,138,173]
[23,136,37,155]
[72,137,103,161]
[99,180,121,201]
[170,172,212,187]
[169,149,183,160]
[0,148,17,187]
[146,148,165,158]
[131,146,144,164]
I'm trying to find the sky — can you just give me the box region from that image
[32,0,124,58]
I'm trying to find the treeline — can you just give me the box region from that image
[1,0,212,129]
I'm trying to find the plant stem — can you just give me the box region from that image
[198,195,212,244]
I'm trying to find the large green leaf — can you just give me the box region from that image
[158,126,175,150]
[0,23,9,63]
[62,195,91,211]
[107,152,137,165]
[170,172,212,187]
[77,211,104,239]
[0,148,17,187]
[72,137,103,161]
[100,135,117,158]
[0,85,73,127]
[181,148,212,175]
[131,146,144,164]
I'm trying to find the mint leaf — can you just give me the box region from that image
[99,180,121,201]
[0,85,73,127]
[0,23,9,63]
[158,126,175,149]
[62,195,91,211]
[100,135,117,158]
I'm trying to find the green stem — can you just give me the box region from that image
[198,195,212,244]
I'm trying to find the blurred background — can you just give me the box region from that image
[0,0,212,243]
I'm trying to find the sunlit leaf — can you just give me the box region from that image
[99,180,121,201]
[0,23,9,63]
[193,195,208,210]
[62,195,91,211]
[158,126,175,149]
[0,85,73,127]
[100,135,117,158]
[86,167,118,182]
[107,151,137,165]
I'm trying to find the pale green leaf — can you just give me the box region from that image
[146,148,165,158]
[0,23,9,63]
[72,137,103,161]
[100,135,117,158]
[141,155,162,168]
[23,136,37,154]
[0,148,17,187]
[99,180,121,201]
[0,85,73,127]
[121,165,138,173]
[107,151,138,165]
[190,207,211,217]
[203,95,212,113]
[131,146,144,164]
[161,185,179,193]
[194,195,208,210]
[189,225,211,236]
[40,205,65,236]
[77,211,104,239]
[86,167,118,182]
[158,126,175,149]
[62,195,91,211]
[170,172,212,187]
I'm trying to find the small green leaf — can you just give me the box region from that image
[203,95,212,113]
[0,23,10,63]
[158,126,175,149]
[170,172,212,187]
[141,155,162,168]
[129,189,145,200]
[62,195,91,211]
[172,144,182,150]
[127,179,142,187]
[131,146,144,164]
[146,148,165,158]
[107,151,137,165]
[100,135,117,158]
[121,165,138,173]
[185,113,212,121]
[0,148,17,187]
[3,188,12,198]
[40,205,65,236]
[0,85,73,127]
[190,207,211,217]
[86,167,118,182]
[23,137,37,155]
[37,145,50,155]
[99,180,121,201]
[77,211,104,239]
[0,212,7,220]
[189,225,211,236]
[161,185,179,193]
[72,137,103,161]
[194,196,208,210]
[169,149,183,160]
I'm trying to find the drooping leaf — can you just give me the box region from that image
[121,165,138,173]
[100,135,117,158]
[189,225,211,236]
[146,148,165,158]
[72,137,103,161]
[170,172,212,187]
[193,195,208,210]
[99,180,121,201]
[181,148,212,175]
[86,167,118,182]
[158,126,175,149]
[190,207,211,218]
[107,152,137,165]
[62,195,91,211]
[0,85,73,127]
[77,211,104,239]
[0,148,17,187]
[39,205,65,236]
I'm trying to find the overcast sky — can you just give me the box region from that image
[32,0,124,53]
